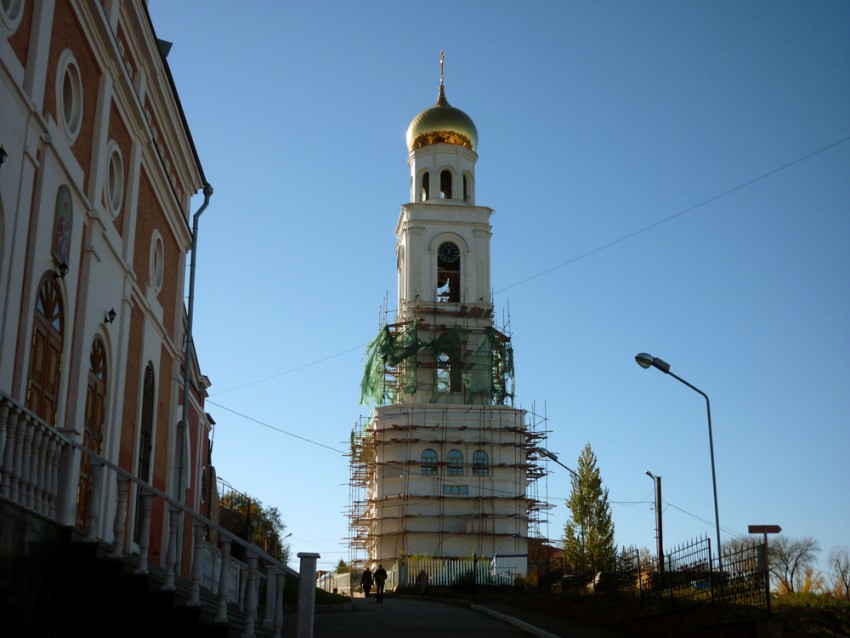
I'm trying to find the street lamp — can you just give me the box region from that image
[646,471,663,575]
[533,447,586,569]
[635,353,722,569]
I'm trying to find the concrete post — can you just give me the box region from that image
[297,552,321,638]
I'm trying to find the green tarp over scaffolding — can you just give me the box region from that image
[359,322,514,407]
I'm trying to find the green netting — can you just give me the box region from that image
[360,322,516,407]
[360,324,424,405]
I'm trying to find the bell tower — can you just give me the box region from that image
[350,54,543,584]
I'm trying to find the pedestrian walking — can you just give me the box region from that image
[416,569,429,600]
[374,564,388,602]
[360,566,373,598]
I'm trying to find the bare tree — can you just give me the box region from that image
[828,546,850,600]
[770,535,821,593]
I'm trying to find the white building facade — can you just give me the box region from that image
[0,0,213,558]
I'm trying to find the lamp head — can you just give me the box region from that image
[635,352,670,374]
[646,470,655,479]
[636,353,653,369]
[105,308,117,324]
[534,447,558,463]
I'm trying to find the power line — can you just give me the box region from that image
[206,399,346,454]
[208,134,850,397]
[496,134,850,294]
[212,343,368,396]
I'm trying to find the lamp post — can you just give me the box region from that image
[635,353,722,569]
[646,471,664,575]
[534,447,586,569]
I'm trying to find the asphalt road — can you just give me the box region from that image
[288,594,629,638]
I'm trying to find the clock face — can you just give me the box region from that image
[438,241,460,262]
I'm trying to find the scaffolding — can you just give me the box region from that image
[359,301,515,408]
[348,300,553,573]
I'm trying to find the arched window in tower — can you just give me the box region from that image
[437,241,460,302]
[472,450,489,476]
[421,448,438,476]
[440,170,452,199]
[27,275,64,425]
[421,171,430,201]
[447,449,464,476]
[77,337,108,530]
[463,174,469,202]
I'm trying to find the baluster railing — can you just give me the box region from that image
[19,412,34,507]
[10,410,25,502]
[243,554,258,638]
[216,540,232,622]
[111,477,129,557]
[46,433,60,519]
[136,491,153,573]
[0,401,10,465]
[26,426,41,510]
[264,564,276,629]
[1,407,20,499]
[85,462,104,542]
[188,522,205,605]
[0,392,303,638]
[163,507,180,590]
[34,428,48,515]
[273,570,285,638]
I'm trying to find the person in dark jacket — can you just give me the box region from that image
[416,569,429,600]
[373,564,388,602]
[360,566,373,598]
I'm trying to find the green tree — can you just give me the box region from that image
[335,559,350,574]
[218,490,290,562]
[563,442,616,574]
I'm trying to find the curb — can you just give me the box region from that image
[471,604,561,638]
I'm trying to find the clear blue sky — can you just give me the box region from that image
[148,1,850,577]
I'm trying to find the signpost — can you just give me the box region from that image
[748,524,781,615]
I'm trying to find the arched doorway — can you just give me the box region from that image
[76,337,107,530]
[27,276,64,425]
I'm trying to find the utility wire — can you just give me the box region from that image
[496,134,850,294]
[213,343,368,396]
[206,399,345,454]
[206,137,850,467]
[209,134,850,397]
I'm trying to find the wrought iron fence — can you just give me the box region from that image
[524,534,768,624]
[638,535,768,616]
[717,538,769,611]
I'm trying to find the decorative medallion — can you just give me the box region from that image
[52,185,72,267]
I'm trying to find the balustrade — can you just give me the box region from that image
[0,391,298,638]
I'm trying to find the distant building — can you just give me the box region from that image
[350,62,548,579]
[0,0,213,565]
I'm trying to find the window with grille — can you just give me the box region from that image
[472,450,489,476]
[421,449,438,476]
[447,449,464,476]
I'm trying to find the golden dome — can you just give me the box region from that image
[405,85,478,153]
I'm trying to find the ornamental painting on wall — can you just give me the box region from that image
[52,185,72,267]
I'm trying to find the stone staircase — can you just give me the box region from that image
[0,502,278,637]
